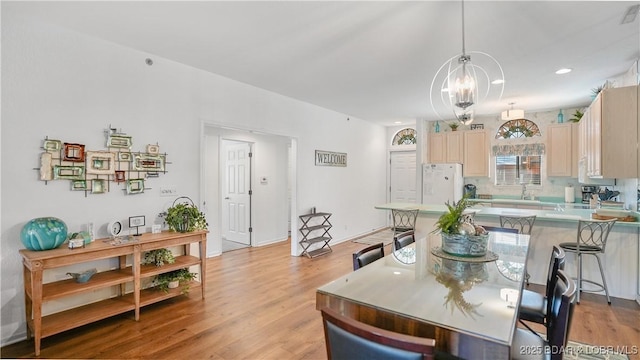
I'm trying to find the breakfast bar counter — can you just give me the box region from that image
[376,203,640,302]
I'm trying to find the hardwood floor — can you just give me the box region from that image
[2,240,639,359]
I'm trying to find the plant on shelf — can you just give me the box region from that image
[154,268,197,294]
[142,248,175,267]
[448,122,459,131]
[591,85,604,97]
[163,197,208,233]
[569,109,584,123]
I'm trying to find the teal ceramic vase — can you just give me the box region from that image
[21,217,68,251]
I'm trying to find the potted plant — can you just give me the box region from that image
[163,197,208,233]
[591,85,604,99]
[433,195,489,257]
[142,248,175,267]
[154,268,197,294]
[569,109,584,123]
[448,122,459,132]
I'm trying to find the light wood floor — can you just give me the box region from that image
[2,240,639,359]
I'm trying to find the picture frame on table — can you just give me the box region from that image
[470,124,484,130]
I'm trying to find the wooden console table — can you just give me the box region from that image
[19,230,207,356]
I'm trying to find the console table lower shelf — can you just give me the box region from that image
[19,230,207,356]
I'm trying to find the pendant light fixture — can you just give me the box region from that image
[501,102,525,121]
[429,0,504,125]
[449,0,475,112]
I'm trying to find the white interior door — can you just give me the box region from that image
[222,140,251,245]
[390,151,417,203]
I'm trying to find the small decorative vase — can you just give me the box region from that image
[435,121,440,133]
[557,109,564,123]
[441,233,489,257]
[168,280,180,289]
[21,217,68,251]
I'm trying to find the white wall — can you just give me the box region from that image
[1,14,387,346]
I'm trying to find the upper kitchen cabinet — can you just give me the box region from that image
[580,85,638,179]
[547,123,578,177]
[427,131,463,164]
[463,130,488,177]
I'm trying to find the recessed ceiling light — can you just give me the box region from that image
[394,121,402,124]
[491,79,504,85]
[555,68,572,75]
[441,88,449,92]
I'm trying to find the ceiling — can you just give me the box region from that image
[5,1,640,126]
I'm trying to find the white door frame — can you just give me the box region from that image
[200,121,299,257]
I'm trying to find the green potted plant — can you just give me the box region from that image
[142,248,175,267]
[591,85,604,99]
[569,109,583,123]
[163,197,208,233]
[448,122,460,131]
[154,268,197,294]
[433,195,489,257]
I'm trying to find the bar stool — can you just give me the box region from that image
[391,209,419,235]
[559,219,616,304]
[500,215,536,285]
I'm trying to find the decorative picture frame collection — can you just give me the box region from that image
[38,126,168,196]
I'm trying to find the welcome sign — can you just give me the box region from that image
[315,150,347,167]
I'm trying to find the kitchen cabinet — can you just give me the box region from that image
[580,85,638,179]
[547,123,578,177]
[20,231,207,356]
[463,130,488,177]
[427,131,463,164]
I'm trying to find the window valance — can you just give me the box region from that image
[491,143,545,156]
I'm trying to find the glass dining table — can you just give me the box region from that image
[316,231,530,359]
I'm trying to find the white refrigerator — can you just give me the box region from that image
[422,163,463,205]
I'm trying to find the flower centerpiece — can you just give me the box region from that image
[433,195,489,257]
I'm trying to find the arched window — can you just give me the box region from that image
[493,119,543,186]
[495,119,541,139]
[392,128,416,145]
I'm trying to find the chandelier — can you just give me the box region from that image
[429,0,504,125]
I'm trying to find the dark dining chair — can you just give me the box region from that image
[393,230,416,251]
[321,307,436,360]
[519,245,565,332]
[512,269,577,360]
[352,242,385,271]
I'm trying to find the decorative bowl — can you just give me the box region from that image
[441,232,489,257]
[67,268,97,283]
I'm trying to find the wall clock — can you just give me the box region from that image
[108,220,122,237]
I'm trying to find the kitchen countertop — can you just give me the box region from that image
[467,198,591,209]
[375,202,640,226]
